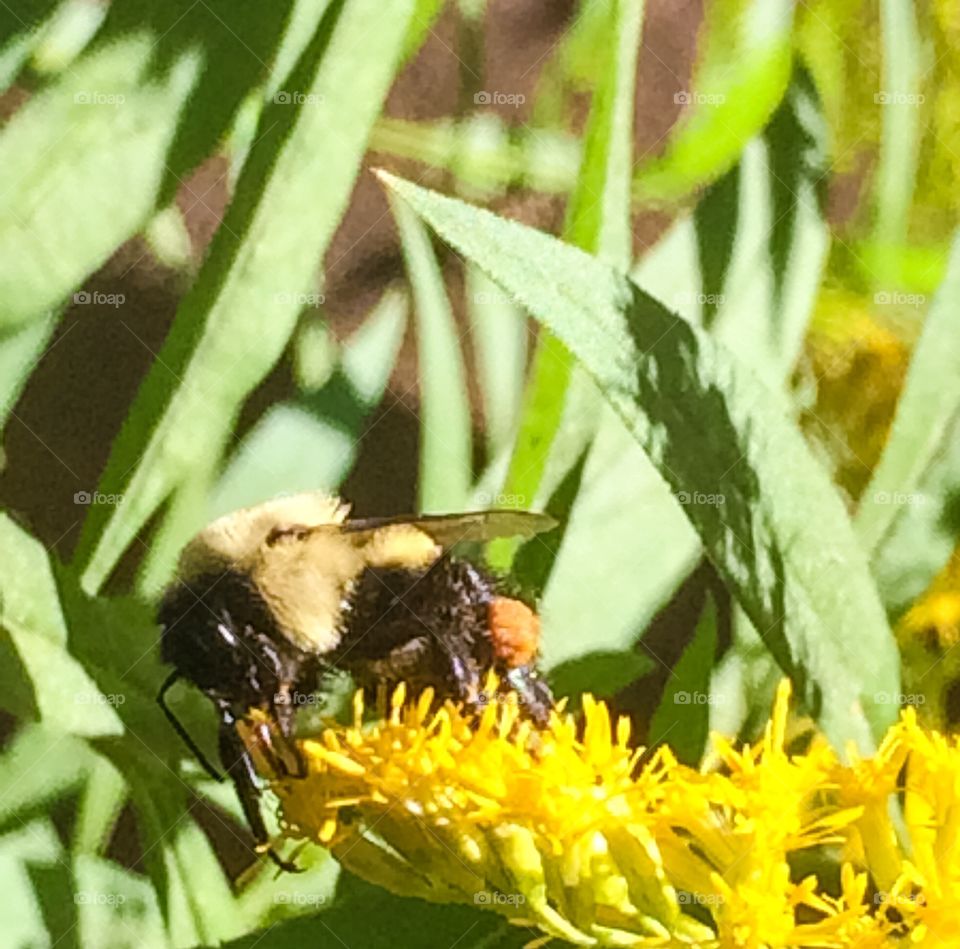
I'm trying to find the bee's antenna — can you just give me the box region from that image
[157,672,225,782]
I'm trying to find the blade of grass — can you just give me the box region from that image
[858,234,960,552]
[77,0,415,592]
[870,0,922,281]
[649,598,718,765]
[391,197,473,511]
[632,0,794,204]
[490,0,644,567]
[0,315,56,429]
[857,232,960,608]
[466,266,527,460]
[378,173,900,750]
[72,757,128,856]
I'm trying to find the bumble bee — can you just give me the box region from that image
[156,493,555,871]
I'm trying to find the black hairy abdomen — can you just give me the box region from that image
[334,557,496,697]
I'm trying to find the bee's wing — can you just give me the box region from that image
[341,510,557,548]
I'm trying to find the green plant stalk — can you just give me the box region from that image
[872,0,922,277]
[488,0,644,570]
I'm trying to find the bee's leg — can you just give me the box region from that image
[218,714,301,874]
[157,672,224,781]
[503,665,554,726]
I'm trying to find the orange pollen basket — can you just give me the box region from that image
[487,596,540,667]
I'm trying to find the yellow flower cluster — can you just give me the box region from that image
[265,680,960,947]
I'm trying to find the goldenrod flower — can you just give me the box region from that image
[256,678,960,947]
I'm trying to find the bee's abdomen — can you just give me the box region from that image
[335,558,494,692]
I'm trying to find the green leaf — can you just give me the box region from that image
[710,136,828,389]
[694,163,740,328]
[490,0,644,568]
[391,196,473,511]
[858,233,960,557]
[649,599,718,764]
[0,34,199,331]
[0,515,124,736]
[210,289,407,519]
[224,873,528,949]
[550,650,654,702]
[73,757,128,856]
[0,725,96,834]
[0,0,61,84]
[72,854,166,949]
[0,821,65,949]
[77,0,416,593]
[132,785,244,947]
[537,412,699,674]
[378,173,900,750]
